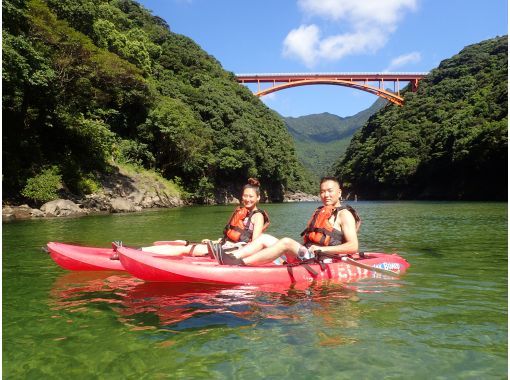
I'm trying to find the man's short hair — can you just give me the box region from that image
[320,176,341,187]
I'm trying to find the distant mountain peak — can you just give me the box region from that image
[283,97,387,143]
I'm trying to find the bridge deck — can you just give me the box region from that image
[236,72,428,83]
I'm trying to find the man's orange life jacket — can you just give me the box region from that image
[223,207,270,243]
[301,205,361,246]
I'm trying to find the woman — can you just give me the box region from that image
[142,178,270,256]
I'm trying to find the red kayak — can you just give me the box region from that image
[117,246,410,285]
[47,242,125,271]
[46,241,208,271]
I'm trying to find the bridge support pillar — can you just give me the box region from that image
[411,79,419,92]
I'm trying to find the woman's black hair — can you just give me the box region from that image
[242,178,260,196]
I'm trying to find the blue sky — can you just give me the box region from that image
[137,0,507,117]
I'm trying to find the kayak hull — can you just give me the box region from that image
[47,241,213,271]
[47,242,124,271]
[117,246,410,285]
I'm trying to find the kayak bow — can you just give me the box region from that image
[47,242,124,271]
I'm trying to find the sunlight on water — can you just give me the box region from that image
[3,202,507,378]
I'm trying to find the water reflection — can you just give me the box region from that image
[49,271,405,337]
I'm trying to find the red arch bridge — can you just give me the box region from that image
[236,72,429,106]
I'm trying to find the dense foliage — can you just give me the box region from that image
[20,166,62,204]
[335,36,507,200]
[284,98,386,178]
[3,0,314,204]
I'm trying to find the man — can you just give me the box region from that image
[214,177,359,266]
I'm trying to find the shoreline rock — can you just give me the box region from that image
[283,191,320,203]
[2,204,46,221]
[40,199,86,217]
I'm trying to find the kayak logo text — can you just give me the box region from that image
[374,262,401,272]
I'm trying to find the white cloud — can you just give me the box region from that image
[384,52,422,71]
[318,28,388,61]
[283,0,417,67]
[283,25,320,67]
[298,0,417,27]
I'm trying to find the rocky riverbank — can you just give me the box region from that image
[2,166,184,222]
[3,164,320,221]
[3,195,317,223]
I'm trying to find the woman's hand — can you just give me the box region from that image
[308,245,322,255]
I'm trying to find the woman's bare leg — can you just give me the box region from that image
[232,234,279,259]
[141,244,209,256]
[242,237,302,265]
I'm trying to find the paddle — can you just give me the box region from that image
[111,240,194,256]
[316,250,400,277]
[141,240,222,257]
[152,240,202,246]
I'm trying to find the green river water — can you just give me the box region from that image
[3,202,507,379]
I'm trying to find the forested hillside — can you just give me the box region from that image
[335,36,507,200]
[285,98,387,142]
[3,0,314,205]
[284,98,387,178]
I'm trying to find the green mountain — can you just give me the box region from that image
[2,0,314,205]
[283,97,387,178]
[335,36,507,200]
[285,97,387,142]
